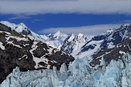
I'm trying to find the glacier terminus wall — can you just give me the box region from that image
[1,53,131,87]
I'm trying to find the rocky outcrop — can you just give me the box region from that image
[0,24,74,83]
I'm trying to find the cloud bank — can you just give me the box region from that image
[0,0,130,15]
[39,24,122,36]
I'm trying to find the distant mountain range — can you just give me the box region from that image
[1,21,131,61]
[78,23,131,60]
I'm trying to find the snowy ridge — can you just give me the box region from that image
[0,21,30,34]
[0,21,69,48]
[60,33,89,58]
[1,53,131,87]
[43,31,68,48]
[0,21,17,29]
[53,31,67,41]
[40,35,49,40]
[59,23,131,60]
[1,21,131,61]
[77,23,131,60]
[78,40,104,61]
[91,35,131,66]
[0,21,47,43]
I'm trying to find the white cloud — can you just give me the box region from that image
[0,0,130,15]
[8,15,30,20]
[39,24,123,36]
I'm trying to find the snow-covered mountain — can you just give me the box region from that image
[0,23,74,83]
[0,21,68,48]
[1,53,131,87]
[41,31,68,48]
[76,23,131,60]
[0,21,48,43]
[58,23,131,61]
[91,35,131,66]
[0,21,92,59]
[60,33,89,58]
[49,30,68,41]
[1,21,32,35]
[1,21,131,61]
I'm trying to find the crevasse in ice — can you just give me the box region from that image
[1,53,131,87]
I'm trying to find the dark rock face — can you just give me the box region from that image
[32,43,49,58]
[0,23,11,32]
[90,36,131,66]
[0,24,75,83]
[0,23,21,36]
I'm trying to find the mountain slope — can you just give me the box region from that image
[0,21,31,35]
[0,23,74,83]
[0,21,69,48]
[60,33,89,58]
[91,36,131,66]
[0,21,46,43]
[77,23,131,60]
[1,21,131,61]
[41,31,68,48]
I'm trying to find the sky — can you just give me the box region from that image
[0,0,131,36]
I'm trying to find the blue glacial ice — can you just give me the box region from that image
[1,53,131,87]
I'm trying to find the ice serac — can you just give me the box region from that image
[1,53,131,87]
[100,56,106,66]
[60,63,67,73]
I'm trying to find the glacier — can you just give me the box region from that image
[1,53,131,87]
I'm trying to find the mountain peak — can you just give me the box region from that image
[18,23,27,28]
[57,30,61,34]
[78,33,83,38]
[40,35,49,40]
[53,31,68,40]
[54,30,61,37]
[0,21,29,33]
[48,33,52,37]
[71,34,75,36]
[15,23,29,33]
[122,23,131,27]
